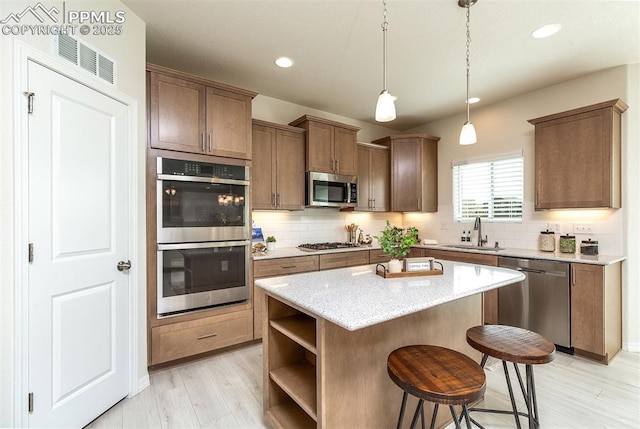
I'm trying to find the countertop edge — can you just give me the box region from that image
[256,262,525,332]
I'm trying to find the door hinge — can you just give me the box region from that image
[28,392,34,413]
[24,91,35,114]
[28,243,34,263]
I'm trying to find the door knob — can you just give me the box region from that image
[117,260,132,271]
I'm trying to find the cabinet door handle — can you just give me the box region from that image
[271,193,276,206]
[372,198,375,209]
[281,264,297,268]
[276,194,281,206]
[336,158,340,172]
[197,333,218,340]
[208,133,212,152]
[571,266,575,286]
[201,133,206,152]
[417,198,421,210]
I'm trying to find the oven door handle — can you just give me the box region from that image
[158,240,250,251]
[157,174,249,186]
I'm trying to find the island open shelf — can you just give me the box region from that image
[257,262,525,428]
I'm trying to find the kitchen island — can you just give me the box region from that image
[255,261,525,429]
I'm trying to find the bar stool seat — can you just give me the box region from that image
[466,325,556,429]
[387,345,486,429]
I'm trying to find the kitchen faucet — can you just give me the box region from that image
[474,216,488,247]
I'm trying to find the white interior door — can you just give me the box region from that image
[27,60,130,428]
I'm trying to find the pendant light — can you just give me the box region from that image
[459,0,477,145]
[375,0,396,122]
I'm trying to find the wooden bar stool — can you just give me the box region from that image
[466,325,556,429]
[387,345,486,429]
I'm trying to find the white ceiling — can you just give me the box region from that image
[123,0,640,131]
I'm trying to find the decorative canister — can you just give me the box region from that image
[580,239,599,255]
[559,234,576,253]
[538,230,555,252]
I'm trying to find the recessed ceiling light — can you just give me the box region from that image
[467,97,480,104]
[274,57,294,68]
[531,23,562,39]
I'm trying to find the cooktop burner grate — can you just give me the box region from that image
[298,242,360,251]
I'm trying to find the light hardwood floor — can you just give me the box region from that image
[86,344,639,428]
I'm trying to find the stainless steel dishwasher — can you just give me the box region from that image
[497,256,572,351]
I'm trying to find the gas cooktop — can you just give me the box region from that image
[298,242,360,252]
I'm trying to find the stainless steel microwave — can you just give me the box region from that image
[306,171,357,208]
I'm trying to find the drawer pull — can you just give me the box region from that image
[281,264,297,268]
[197,333,218,340]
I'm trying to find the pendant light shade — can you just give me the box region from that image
[459,0,478,145]
[376,90,397,122]
[375,0,396,122]
[459,121,477,145]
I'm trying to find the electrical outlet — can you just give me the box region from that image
[547,222,561,233]
[574,223,594,234]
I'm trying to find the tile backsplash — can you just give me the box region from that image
[251,209,402,248]
[253,205,622,256]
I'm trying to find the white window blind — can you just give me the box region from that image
[453,155,523,222]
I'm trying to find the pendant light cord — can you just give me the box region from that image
[465,3,471,122]
[382,0,389,91]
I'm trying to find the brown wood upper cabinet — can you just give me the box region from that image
[289,115,360,175]
[528,99,627,209]
[372,134,439,212]
[148,63,257,160]
[356,143,390,212]
[252,119,306,210]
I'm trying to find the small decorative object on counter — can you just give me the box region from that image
[345,223,359,244]
[559,234,576,253]
[266,236,276,251]
[374,221,419,273]
[580,239,599,255]
[538,229,556,252]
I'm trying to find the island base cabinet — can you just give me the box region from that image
[262,291,482,428]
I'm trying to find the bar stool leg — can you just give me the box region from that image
[525,365,539,429]
[409,399,424,429]
[502,360,522,429]
[448,405,463,429]
[429,403,439,429]
[396,391,408,429]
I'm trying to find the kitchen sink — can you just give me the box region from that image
[438,244,506,252]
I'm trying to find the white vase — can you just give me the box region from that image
[388,259,403,273]
[266,242,275,251]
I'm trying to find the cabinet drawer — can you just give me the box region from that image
[319,250,369,270]
[151,309,253,365]
[254,255,319,278]
[369,249,392,263]
[424,249,498,266]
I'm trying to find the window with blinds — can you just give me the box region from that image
[452,155,523,222]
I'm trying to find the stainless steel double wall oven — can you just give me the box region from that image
[156,157,250,316]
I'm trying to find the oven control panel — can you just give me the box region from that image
[160,157,247,180]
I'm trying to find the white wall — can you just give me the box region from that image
[0,1,146,426]
[403,65,639,351]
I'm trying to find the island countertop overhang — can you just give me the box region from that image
[255,261,525,331]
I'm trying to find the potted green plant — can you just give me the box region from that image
[374,221,419,273]
[266,236,276,251]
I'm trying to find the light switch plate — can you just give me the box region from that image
[574,223,594,234]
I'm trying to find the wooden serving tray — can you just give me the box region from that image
[375,264,443,278]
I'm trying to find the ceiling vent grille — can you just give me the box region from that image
[53,34,116,85]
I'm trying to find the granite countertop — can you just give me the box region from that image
[413,244,626,265]
[252,243,625,265]
[255,261,525,331]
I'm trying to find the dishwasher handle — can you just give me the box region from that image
[515,266,567,277]
[515,267,546,275]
